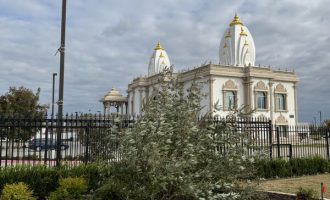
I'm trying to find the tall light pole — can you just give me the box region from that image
[51,73,57,120]
[56,0,67,167]
[319,111,322,126]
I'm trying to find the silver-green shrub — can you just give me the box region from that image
[112,70,259,200]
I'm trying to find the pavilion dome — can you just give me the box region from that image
[148,41,171,76]
[219,14,256,67]
[101,87,127,102]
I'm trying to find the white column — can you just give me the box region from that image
[132,90,135,115]
[269,80,274,122]
[209,76,215,113]
[120,104,123,115]
[293,83,298,124]
[249,79,254,111]
[243,77,250,112]
[139,88,145,114]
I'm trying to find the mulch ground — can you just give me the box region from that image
[265,192,296,200]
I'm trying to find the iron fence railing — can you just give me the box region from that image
[0,115,329,168]
[0,114,134,168]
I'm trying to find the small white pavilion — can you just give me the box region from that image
[100,88,128,115]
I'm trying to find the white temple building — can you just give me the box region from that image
[105,14,298,126]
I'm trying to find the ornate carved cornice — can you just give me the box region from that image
[274,83,287,93]
[223,80,238,90]
[254,81,268,91]
[275,114,288,125]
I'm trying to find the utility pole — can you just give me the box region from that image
[56,0,67,167]
[319,111,322,126]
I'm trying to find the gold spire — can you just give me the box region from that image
[154,41,164,50]
[240,27,247,36]
[225,29,231,38]
[159,52,164,58]
[230,13,243,26]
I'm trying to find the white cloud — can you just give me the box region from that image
[0,0,329,122]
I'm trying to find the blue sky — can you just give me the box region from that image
[0,0,329,123]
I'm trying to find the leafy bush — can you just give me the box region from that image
[0,182,36,200]
[104,70,259,200]
[93,179,126,200]
[0,164,109,199]
[296,187,318,200]
[48,177,88,200]
[60,163,105,191]
[0,165,59,198]
[256,156,329,178]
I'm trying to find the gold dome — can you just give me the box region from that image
[230,13,243,26]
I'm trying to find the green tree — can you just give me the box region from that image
[100,70,260,200]
[0,86,47,141]
[0,86,47,118]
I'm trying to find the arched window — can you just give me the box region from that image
[254,81,268,111]
[275,93,286,110]
[274,84,287,111]
[257,92,267,109]
[225,91,236,110]
[222,80,238,111]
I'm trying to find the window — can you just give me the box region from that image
[275,93,286,110]
[224,91,236,110]
[257,92,267,109]
[277,125,288,137]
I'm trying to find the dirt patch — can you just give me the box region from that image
[265,192,296,200]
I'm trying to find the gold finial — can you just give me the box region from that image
[230,13,243,26]
[240,27,247,36]
[225,29,231,38]
[159,52,164,58]
[154,41,164,50]
[161,60,166,65]
[223,42,227,48]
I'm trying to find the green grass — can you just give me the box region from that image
[258,174,330,198]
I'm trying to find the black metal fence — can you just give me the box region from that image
[0,114,134,168]
[0,115,329,168]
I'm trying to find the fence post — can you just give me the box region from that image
[276,126,281,158]
[325,129,330,161]
[44,122,49,164]
[84,124,90,164]
[269,120,273,159]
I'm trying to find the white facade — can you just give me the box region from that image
[125,14,298,125]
